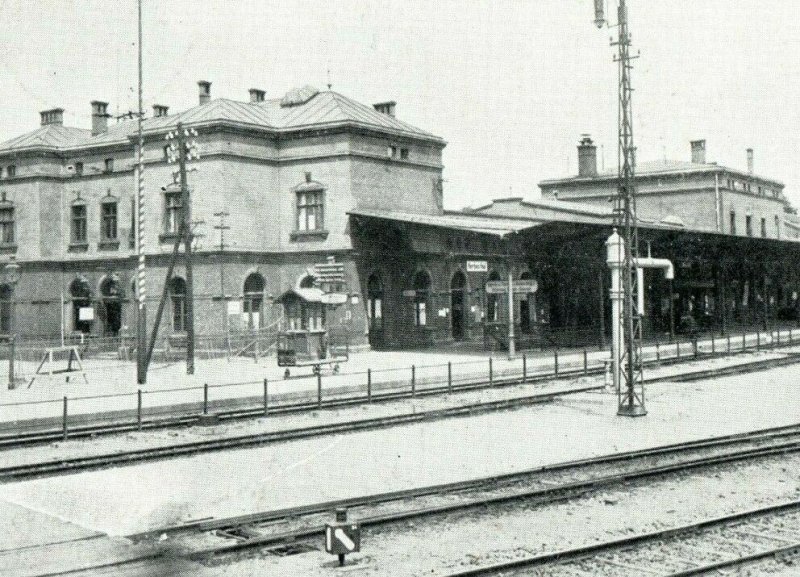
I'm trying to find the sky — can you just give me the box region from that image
[1,0,799,209]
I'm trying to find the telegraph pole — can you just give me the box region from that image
[166,123,199,374]
[594,0,646,416]
[214,211,230,346]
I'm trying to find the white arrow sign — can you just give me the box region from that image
[334,527,356,551]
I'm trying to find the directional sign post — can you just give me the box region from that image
[325,508,361,566]
[485,279,538,294]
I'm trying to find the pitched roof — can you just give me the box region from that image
[0,88,441,154]
[0,124,91,152]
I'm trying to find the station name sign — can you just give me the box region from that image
[466,260,488,273]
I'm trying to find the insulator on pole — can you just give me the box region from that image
[593,0,605,28]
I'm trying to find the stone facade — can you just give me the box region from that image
[0,85,445,346]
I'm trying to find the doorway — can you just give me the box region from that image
[100,277,123,336]
[451,271,466,341]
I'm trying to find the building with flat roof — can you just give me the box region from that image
[539,136,799,240]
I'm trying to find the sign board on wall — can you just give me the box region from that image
[78,307,94,321]
[227,301,242,315]
[402,289,417,298]
[466,260,488,273]
[320,293,348,305]
[485,279,539,294]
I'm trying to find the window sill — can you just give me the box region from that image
[290,229,329,241]
[68,242,89,252]
[159,232,181,243]
[98,240,120,251]
[0,243,17,254]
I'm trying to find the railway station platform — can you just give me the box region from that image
[0,329,792,431]
[1,355,800,540]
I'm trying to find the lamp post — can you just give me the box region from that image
[4,256,20,389]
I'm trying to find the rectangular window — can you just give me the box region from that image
[104,158,114,173]
[6,165,15,178]
[74,162,83,176]
[297,191,324,231]
[745,215,753,237]
[164,191,182,234]
[130,197,136,248]
[729,211,736,235]
[71,204,87,243]
[400,148,409,160]
[0,207,14,244]
[387,145,397,158]
[101,202,118,240]
[760,217,767,238]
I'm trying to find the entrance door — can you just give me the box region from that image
[100,277,122,336]
[451,271,466,341]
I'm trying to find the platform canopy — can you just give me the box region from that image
[275,287,324,303]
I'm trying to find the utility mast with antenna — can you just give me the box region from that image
[594,0,646,416]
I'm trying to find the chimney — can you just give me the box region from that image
[577,134,598,177]
[249,88,266,103]
[198,80,211,105]
[91,101,109,135]
[153,104,169,117]
[690,139,706,164]
[747,148,754,174]
[373,101,396,117]
[40,108,64,126]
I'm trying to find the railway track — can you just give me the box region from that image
[3,353,800,483]
[126,423,800,562]
[2,348,798,452]
[446,500,800,576]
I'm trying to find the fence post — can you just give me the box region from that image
[756,331,760,351]
[203,383,209,414]
[742,331,746,351]
[447,362,452,393]
[367,368,372,402]
[693,339,698,359]
[656,342,660,361]
[263,378,269,416]
[317,371,322,408]
[554,350,559,377]
[727,335,731,354]
[137,389,142,431]
[489,357,493,386]
[62,396,68,441]
[411,365,416,397]
[711,335,715,354]
[676,340,680,359]
[583,350,588,375]
[522,354,527,383]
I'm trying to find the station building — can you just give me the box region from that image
[0,83,446,347]
[2,84,799,353]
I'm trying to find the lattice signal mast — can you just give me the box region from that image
[594,0,646,416]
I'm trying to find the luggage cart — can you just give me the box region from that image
[277,329,349,378]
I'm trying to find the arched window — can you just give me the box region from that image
[170,277,187,332]
[70,277,93,334]
[300,274,316,288]
[243,273,265,329]
[367,274,383,329]
[412,271,431,327]
[0,284,11,333]
[486,271,501,323]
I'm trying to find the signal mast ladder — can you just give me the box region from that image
[27,346,89,387]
